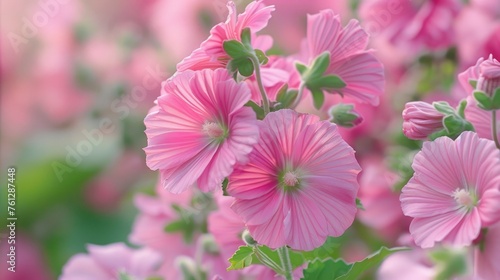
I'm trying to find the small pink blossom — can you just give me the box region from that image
[400,132,500,248]
[300,10,385,106]
[60,243,162,280]
[177,1,274,71]
[144,69,259,193]
[228,109,361,250]
[402,101,444,140]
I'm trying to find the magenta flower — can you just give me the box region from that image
[60,243,163,280]
[465,97,500,141]
[144,68,259,193]
[300,10,385,106]
[228,109,361,251]
[401,132,500,248]
[402,101,444,140]
[177,1,275,71]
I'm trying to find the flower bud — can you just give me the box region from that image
[477,56,500,97]
[402,101,444,140]
[242,229,257,246]
[328,103,363,128]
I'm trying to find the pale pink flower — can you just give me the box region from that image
[359,0,461,51]
[60,243,162,280]
[464,97,500,141]
[177,1,275,71]
[471,0,500,17]
[377,249,436,280]
[299,10,385,106]
[474,223,500,280]
[144,68,259,193]
[129,191,195,280]
[400,132,500,248]
[228,109,361,250]
[402,101,444,140]
[357,158,410,240]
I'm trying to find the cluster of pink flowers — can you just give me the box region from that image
[51,0,500,279]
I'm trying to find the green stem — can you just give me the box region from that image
[254,246,284,274]
[250,55,270,115]
[493,110,500,149]
[291,82,306,109]
[277,246,293,280]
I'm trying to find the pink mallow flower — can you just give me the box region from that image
[402,101,444,140]
[144,68,259,193]
[400,131,500,248]
[464,97,500,141]
[228,109,361,251]
[60,243,162,280]
[177,1,274,71]
[299,10,385,106]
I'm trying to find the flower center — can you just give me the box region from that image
[452,188,477,210]
[283,171,299,187]
[202,121,225,139]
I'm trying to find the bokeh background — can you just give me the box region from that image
[1,0,499,279]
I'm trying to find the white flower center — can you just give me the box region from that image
[202,122,225,139]
[452,188,477,210]
[283,171,299,187]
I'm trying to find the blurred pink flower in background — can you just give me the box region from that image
[473,222,500,280]
[228,109,361,250]
[378,249,436,280]
[0,234,52,280]
[360,0,461,51]
[144,69,259,193]
[402,101,444,140]
[401,132,500,248]
[357,158,410,241]
[263,0,351,53]
[60,243,163,280]
[129,189,194,280]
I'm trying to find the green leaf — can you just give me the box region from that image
[241,28,252,48]
[228,246,255,270]
[433,101,456,116]
[311,88,325,110]
[245,100,265,120]
[275,85,299,110]
[301,258,351,280]
[255,49,269,65]
[223,40,248,59]
[309,75,346,89]
[429,248,468,280]
[164,220,185,233]
[492,87,500,109]
[301,237,341,261]
[336,247,409,280]
[119,271,134,280]
[473,90,494,110]
[329,103,362,128]
[295,63,308,76]
[238,58,255,77]
[308,52,330,80]
[469,79,477,89]
[222,178,229,196]
[356,198,365,210]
